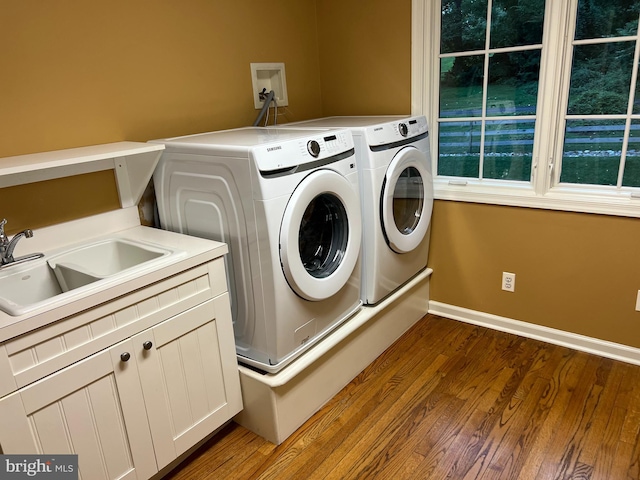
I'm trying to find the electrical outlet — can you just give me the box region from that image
[636,290,640,311]
[502,272,516,292]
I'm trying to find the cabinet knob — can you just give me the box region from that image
[143,341,153,350]
[120,352,131,362]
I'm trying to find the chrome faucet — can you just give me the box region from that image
[0,219,44,267]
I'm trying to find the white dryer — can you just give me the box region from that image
[284,116,433,305]
[151,127,362,373]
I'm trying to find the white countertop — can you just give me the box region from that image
[0,209,227,343]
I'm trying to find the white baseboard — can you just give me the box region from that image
[429,301,640,367]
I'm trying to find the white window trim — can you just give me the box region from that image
[411,0,640,218]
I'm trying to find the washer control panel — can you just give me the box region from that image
[365,115,428,147]
[303,131,353,158]
[254,128,354,173]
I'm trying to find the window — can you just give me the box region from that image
[439,0,543,182]
[561,3,640,188]
[412,0,640,217]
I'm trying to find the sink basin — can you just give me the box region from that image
[0,261,65,310]
[48,238,169,280]
[0,238,176,316]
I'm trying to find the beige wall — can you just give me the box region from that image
[429,202,640,347]
[316,0,412,115]
[1,0,324,158]
[0,0,323,231]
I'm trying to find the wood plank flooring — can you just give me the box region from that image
[163,314,640,479]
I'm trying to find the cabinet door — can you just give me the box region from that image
[134,294,242,469]
[0,339,157,480]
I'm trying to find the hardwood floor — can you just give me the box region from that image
[163,314,640,479]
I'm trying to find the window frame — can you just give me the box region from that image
[412,0,640,218]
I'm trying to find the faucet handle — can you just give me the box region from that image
[0,219,6,241]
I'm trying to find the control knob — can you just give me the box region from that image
[307,140,321,157]
[398,123,409,137]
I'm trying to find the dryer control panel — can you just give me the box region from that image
[364,116,428,147]
[253,129,354,173]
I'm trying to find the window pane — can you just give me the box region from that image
[567,42,635,115]
[490,0,545,48]
[483,119,534,180]
[575,0,640,40]
[440,55,484,118]
[560,120,624,185]
[438,121,481,177]
[623,120,640,187]
[487,50,541,116]
[633,62,640,114]
[441,0,488,54]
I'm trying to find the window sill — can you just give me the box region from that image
[434,180,640,218]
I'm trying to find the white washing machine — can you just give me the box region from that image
[151,127,362,373]
[283,116,433,305]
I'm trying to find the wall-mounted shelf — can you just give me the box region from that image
[0,142,165,208]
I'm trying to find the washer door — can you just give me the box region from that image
[280,169,362,301]
[381,146,434,253]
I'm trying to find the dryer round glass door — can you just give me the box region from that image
[280,169,362,301]
[381,146,434,253]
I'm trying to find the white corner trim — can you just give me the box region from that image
[429,301,640,366]
[411,0,425,116]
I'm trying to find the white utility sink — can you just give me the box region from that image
[0,261,65,308]
[0,238,176,316]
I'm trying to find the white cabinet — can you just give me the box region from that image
[0,258,242,480]
[133,295,240,470]
[0,338,157,480]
